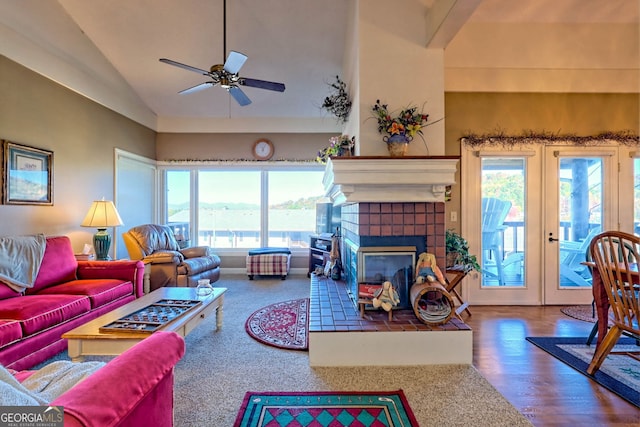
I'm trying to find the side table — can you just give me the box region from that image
[445,267,471,317]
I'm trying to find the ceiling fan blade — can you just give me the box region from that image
[239,78,286,92]
[224,51,248,75]
[179,82,215,94]
[228,86,252,106]
[159,58,210,75]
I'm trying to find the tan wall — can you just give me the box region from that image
[156,133,338,162]
[0,56,156,251]
[444,92,640,233]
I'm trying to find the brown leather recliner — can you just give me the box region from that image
[123,224,221,292]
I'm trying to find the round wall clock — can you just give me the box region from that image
[252,138,274,160]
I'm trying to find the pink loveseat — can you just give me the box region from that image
[0,236,144,370]
[12,331,185,427]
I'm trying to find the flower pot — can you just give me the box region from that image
[446,252,460,268]
[387,141,408,157]
[384,134,411,157]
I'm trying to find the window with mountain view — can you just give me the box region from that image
[164,167,325,251]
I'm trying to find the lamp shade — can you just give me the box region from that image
[81,200,123,228]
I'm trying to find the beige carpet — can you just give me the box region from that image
[172,275,532,426]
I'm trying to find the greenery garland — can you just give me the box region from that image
[461,130,639,148]
[160,159,317,164]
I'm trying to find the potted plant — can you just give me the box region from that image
[445,229,481,272]
[316,135,355,164]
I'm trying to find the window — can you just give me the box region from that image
[162,164,325,252]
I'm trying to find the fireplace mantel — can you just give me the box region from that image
[323,156,459,205]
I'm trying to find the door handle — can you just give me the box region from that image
[548,233,559,242]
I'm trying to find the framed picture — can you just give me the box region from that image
[2,141,53,205]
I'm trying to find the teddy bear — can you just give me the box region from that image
[415,252,446,285]
[372,281,400,312]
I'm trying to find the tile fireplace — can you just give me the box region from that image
[309,156,471,366]
[341,201,446,310]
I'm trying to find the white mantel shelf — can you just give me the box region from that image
[323,156,460,205]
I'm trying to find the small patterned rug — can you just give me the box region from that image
[245,298,309,351]
[560,305,597,323]
[526,336,640,408]
[233,390,418,427]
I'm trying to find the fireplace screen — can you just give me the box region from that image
[357,246,416,309]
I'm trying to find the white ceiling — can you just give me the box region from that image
[0,0,637,133]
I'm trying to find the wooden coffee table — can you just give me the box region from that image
[62,286,227,361]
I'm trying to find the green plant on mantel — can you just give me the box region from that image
[445,229,481,273]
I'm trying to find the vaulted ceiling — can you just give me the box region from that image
[0,0,637,133]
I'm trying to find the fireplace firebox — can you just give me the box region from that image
[344,243,416,309]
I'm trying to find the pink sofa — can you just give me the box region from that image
[0,236,144,370]
[12,331,185,427]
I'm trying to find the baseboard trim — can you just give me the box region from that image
[221,267,307,276]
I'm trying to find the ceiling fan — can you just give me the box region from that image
[159,0,285,106]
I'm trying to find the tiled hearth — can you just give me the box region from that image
[309,275,469,332]
[308,275,472,366]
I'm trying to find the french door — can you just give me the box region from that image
[542,146,618,304]
[461,143,624,306]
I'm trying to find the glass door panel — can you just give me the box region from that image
[463,146,541,306]
[481,158,526,288]
[557,157,602,288]
[544,147,616,305]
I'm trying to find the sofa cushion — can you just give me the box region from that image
[0,295,90,336]
[0,320,23,349]
[28,236,78,294]
[128,224,180,256]
[33,279,133,309]
[177,254,221,276]
[0,283,21,300]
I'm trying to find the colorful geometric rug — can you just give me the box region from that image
[526,336,640,408]
[233,390,418,427]
[245,299,309,351]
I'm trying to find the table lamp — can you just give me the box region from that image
[81,199,123,260]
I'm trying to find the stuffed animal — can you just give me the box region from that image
[415,252,446,285]
[372,281,400,312]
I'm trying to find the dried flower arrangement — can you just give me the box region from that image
[321,76,352,123]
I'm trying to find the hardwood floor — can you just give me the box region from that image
[464,306,639,426]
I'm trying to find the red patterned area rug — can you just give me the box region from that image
[245,299,309,351]
[233,390,418,427]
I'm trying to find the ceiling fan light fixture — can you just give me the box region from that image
[158,0,284,106]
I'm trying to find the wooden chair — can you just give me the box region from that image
[587,231,640,375]
[559,227,600,287]
[481,197,511,286]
